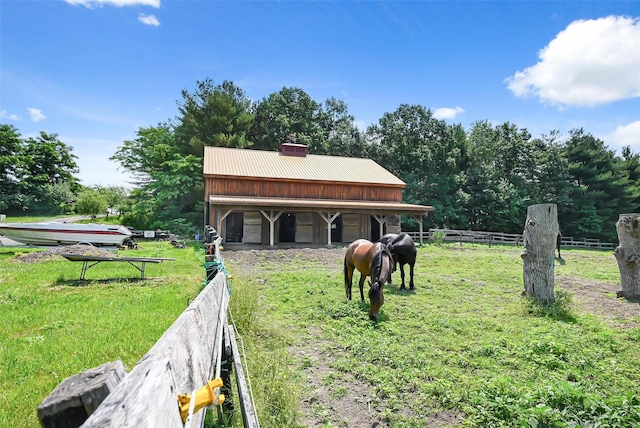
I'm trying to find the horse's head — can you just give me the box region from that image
[368,280,384,321]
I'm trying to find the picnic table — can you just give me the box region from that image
[61,254,175,280]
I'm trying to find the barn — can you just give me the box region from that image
[203,143,433,247]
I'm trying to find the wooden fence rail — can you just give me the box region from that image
[405,229,615,250]
[80,271,230,427]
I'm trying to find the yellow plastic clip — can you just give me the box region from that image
[177,378,225,422]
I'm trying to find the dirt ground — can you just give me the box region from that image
[14,244,117,263]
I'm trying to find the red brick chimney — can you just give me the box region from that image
[280,142,308,157]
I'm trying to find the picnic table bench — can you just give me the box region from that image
[61,254,175,280]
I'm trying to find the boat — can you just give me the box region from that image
[0,222,132,246]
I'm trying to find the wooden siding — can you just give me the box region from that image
[204,176,403,202]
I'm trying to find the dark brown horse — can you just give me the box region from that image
[344,239,393,321]
[380,232,416,290]
[557,231,562,259]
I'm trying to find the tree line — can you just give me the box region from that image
[2,78,639,241]
[0,126,127,218]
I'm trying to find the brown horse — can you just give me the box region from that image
[344,239,393,321]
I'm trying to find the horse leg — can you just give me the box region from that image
[558,242,562,259]
[399,263,406,290]
[388,260,396,284]
[358,274,366,301]
[409,261,415,290]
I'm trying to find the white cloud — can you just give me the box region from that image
[65,0,160,8]
[433,106,464,120]
[0,110,22,121]
[505,16,640,108]
[603,120,640,150]
[27,108,46,122]
[138,14,160,26]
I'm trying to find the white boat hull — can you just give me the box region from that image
[0,222,132,246]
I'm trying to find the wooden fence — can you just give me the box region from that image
[406,229,615,250]
[39,239,259,428]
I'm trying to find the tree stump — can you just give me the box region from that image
[614,213,640,299]
[521,204,559,302]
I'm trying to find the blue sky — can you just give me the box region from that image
[1,1,639,188]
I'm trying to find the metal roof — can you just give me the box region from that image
[208,195,432,215]
[203,146,406,186]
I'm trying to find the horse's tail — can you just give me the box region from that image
[343,254,349,298]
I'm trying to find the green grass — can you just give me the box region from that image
[224,243,640,427]
[1,215,75,223]
[0,242,207,428]
[2,241,638,427]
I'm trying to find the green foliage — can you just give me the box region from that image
[562,129,634,241]
[42,182,76,215]
[223,275,302,427]
[521,289,576,322]
[367,104,468,228]
[0,124,24,212]
[75,188,108,215]
[0,127,79,214]
[249,87,327,152]
[431,230,445,246]
[176,79,254,153]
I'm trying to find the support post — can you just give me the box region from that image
[319,212,340,247]
[412,215,424,246]
[614,213,640,299]
[260,210,283,247]
[217,210,233,242]
[521,203,558,302]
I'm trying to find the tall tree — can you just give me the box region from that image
[175,79,253,155]
[462,121,532,232]
[317,97,367,157]
[563,129,634,240]
[17,132,79,213]
[366,104,467,229]
[0,124,24,212]
[249,87,326,152]
[620,146,640,213]
[111,123,201,230]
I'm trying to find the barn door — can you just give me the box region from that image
[279,213,296,242]
[225,212,244,242]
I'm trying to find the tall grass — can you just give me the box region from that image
[218,272,302,427]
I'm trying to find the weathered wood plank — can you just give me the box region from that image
[38,360,126,428]
[79,358,183,428]
[81,272,229,427]
[226,325,259,428]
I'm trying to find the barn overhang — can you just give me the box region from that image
[207,195,432,246]
[207,195,432,216]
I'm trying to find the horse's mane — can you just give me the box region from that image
[371,243,392,284]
